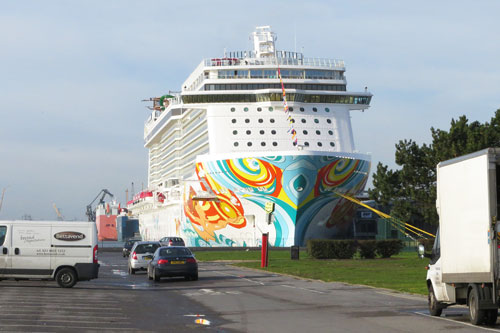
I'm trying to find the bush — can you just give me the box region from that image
[358,240,377,259]
[330,240,357,259]
[307,239,357,259]
[376,239,403,258]
[307,239,330,259]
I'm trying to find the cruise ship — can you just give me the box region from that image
[128,26,372,247]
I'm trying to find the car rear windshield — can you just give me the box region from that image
[159,248,192,257]
[135,243,160,254]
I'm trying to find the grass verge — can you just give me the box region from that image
[193,250,428,295]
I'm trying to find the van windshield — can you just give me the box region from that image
[0,226,6,246]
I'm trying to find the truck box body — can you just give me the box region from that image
[437,148,499,283]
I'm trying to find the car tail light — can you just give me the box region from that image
[132,252,138,260]
[187,258,197,263]
[93,245,98,264]
[158,259,169,265]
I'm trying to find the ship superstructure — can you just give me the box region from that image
[129,26,372,246]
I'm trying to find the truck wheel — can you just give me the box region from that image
[485,308,498,326]
[428,285,442,316]
[469,285,486,325]
[56,268,77,288]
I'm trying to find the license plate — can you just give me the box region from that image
[171,260,185,264]
[143,256,152,260]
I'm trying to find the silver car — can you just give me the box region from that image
[128,241,161,274]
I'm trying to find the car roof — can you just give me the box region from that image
[133,241,160,245]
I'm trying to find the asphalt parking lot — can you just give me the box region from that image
[1,251,500,332]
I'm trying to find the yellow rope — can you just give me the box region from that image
[335,192,435,238]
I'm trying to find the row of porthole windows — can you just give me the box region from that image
[233,141,336,147]
[232,129,334,136]
[231,118,331,124]
[230,107,330,113]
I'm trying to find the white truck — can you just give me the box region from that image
[0,220,99,288]
[419,148,500,325]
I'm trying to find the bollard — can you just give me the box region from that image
[261,233,269,267]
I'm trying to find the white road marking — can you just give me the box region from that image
[184,314,206,317]
[280,284,325,294]
[376,291,426,301]
[0,324,137,331]
[213,270,265,285]
[415,311,500,332]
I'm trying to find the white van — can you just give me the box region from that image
[0,220,99,288]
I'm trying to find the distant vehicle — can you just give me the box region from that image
[0,220,99,288]
[147,246,198,282]
[122,238,141,257]
[128,241,161,274]
[159,236,185,247]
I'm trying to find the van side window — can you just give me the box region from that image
[0,226,6,246]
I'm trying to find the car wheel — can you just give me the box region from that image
[56,268,77,288]
[148,267,153,280]
[153,268,160,282]
[191,273,198,281]
[128,265,135,275]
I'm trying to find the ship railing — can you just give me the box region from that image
[203,56,344,69]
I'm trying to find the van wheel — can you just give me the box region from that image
[485,308,498,326]
[56,268,77,288]
[469,285,486,325]
[428,285,442,316]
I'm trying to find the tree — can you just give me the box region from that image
[369,109,500,225]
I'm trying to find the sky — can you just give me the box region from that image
[1,1,499,220]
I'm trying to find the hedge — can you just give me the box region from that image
[357,240,377,259]
[307,239,404,259]
[375,239,403,258]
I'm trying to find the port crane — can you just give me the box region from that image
[86,189,114,222]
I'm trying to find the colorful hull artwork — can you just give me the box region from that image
[183,154,370,246]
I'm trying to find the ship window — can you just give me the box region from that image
[330,142,335,147]
[231,107,235,112]
[246,130,251,135]
[269,107,273,111]
[244,107,249,112]
[325,108,330,112]
[271,130,276,135]
[245,119,250,123]
[313,107,317,112]
[317,142,323,147]
[328,130,333,135]
[303,130,308,135]
[327,119,332,124]
[232,119,236,124]
[300,107,304,112]
[301,119,306,123]
[272,142,277,146]
[234,142,239,147]
[261,142,266,146]
[316,130,321,135]
[257,107,262,112]
[258,119,263,123]
[270,119,275,123]
[233,130,238,135]
[314,119,319,124]
[304,142,309,147]
[289,107,294,112]
[260,130,265,135]
[247,142,252,147]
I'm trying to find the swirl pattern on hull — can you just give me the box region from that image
[183,155,370,246]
